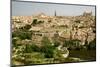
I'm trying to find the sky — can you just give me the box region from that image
[12,1,96,16]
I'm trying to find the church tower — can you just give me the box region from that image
[55,10,57,16]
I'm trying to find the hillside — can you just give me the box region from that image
[11,11,96,65]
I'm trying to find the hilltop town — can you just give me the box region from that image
[12,11,95,46]
[12,11,96,65]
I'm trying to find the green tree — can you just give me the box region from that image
[23,24,31,30]
[41,36,55,58]
[41,36,51,46]
[32,19,37,25]
[87,38,96,50]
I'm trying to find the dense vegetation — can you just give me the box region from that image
[12,29,96,65]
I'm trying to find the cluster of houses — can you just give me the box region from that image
[12,11,96,46]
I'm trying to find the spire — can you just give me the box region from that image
[55,10,56,16]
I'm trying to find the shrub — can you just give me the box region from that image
[41,36,51,46]
[23,25,31,30]
[12,38,17,47]
[31,44,40,52]
[38,20,44,24]
[75,20,80,23]
[32,19,44,26]
[63,39,81,50]
[32,19,37,25]
[12,30,32,40]
[48,20,51,22]
[25,44,33,53]
[87,38,96,50]
[41,45,55,58]
[41,36,55,58]
[24,42,41,53]
[53,41,60,47]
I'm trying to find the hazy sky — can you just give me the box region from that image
[12,1,95,16]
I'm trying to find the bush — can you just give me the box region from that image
[32,19,37,25]
[41,36,55,58]
[38,20,44,24]
[12,38,22,48]
[31,44,40,52]
[25,44,33,53]
[12,38,17,47]
[41,45,54,58]
[41,36,51,46]
[75,20,80,23]
[19,32,32,40]
[23,25,31,30]
[32,19,44,26]
[24,43,41,53]
[87,38,96,50]
[12,30,32,40]
[53,41,60,47]
[63,39,81,50]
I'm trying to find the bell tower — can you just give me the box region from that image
[55,10,56,16]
